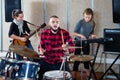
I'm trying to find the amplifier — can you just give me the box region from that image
[104,28,120,52]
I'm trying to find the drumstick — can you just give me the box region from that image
[61,30,64,44]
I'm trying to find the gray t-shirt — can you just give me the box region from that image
[74,19,95,40]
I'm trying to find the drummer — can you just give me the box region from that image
[38,15,75,79]
[72,8,96,80]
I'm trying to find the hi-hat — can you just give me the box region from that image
[9,45,39,59]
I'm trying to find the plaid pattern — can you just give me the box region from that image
[39,28,75,64]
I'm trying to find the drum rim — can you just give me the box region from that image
[0,57,18,63]
[17,60,39,65]
[15,77,34,80]
[43,75,71,79]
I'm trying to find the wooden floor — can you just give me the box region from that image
[71,71,119,80]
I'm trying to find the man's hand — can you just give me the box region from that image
[39,48,46,55]
[62,44,68,51]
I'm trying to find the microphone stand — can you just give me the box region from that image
[25,20,38,27]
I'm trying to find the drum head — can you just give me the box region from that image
[43,70,71,80]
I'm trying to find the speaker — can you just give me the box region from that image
[5,0,21,22]
[112,0,120,23]
[104,29,120,52]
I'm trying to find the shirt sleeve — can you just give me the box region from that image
[8,22,15,37]
[74,20,81,33]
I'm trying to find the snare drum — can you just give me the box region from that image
[16,60,40,80]
[43,70,72,80]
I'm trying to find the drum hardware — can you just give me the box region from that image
[80,39,83,80]
[6,50,11,58]
[4,63,9,80]
[5,64,14,80]
[59,42,71,80]
[80,39,83,55]
[0,57,19,80]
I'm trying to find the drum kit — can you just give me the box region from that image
[42,43,94,80]
[0,45,40,80]
[0,43,94,80]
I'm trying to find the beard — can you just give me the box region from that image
[50,27,60,33]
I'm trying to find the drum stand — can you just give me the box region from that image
[80,39,84,80]
[60,42,69,80]
[4,62,13,80]
[60,53,69,80]
[6,42,15,59]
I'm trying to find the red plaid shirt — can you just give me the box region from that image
[39,28,75,64]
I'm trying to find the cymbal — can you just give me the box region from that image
[69,55,94,62]
[9,45,39,59]
[52,46,82,50]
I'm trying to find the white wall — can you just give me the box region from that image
[0,0,2,51]
[1,0,117,51]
